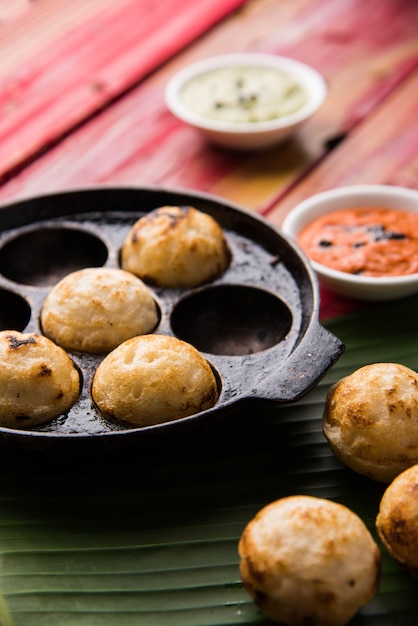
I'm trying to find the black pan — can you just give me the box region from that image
[0,186,344,455]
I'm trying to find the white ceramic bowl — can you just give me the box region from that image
[165,53,327,150]
[282,185,418,301]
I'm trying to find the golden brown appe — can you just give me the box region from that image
[121,205,231,288]
[239,495,381,626]
[92,334,219,427]
[41,267,158,353]
[376,464,418,576]
[0,330,80,428]
[322,363,418,483]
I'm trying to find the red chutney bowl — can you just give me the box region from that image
[282,185,418,301]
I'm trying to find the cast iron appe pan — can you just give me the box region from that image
[0,186,344,455]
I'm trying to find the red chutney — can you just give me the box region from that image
[297,207,418,277]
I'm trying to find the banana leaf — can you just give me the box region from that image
[1,294,418,626]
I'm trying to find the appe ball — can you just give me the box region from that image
[239,495,381,626]
[92,334,219,427]
[323,363,418,483]
[0,331,80,428]
[121,205,231,288]
[41,267,159,353]
[376,464,418,576]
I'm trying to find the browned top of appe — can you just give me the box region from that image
[121,205,231,288]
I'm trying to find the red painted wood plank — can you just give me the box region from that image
[265,68,418,226]
[1,0,417,206]
[0,0,247,178]
[0,0,31,22]
[1,0,415,322]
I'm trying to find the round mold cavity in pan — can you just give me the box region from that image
[0,288,32,331]
[0,186,344,456]
[170,284,293,356]
[0,224,108,286]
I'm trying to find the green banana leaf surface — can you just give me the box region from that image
[1,294,418,626]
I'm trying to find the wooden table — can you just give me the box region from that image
[1,0,418,318]
[0,1,418,624]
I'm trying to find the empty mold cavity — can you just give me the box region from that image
[171,285,293,356]
[0,289,31,331]
[0,226,108,286]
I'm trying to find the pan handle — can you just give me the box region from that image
[251,322,344,403]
